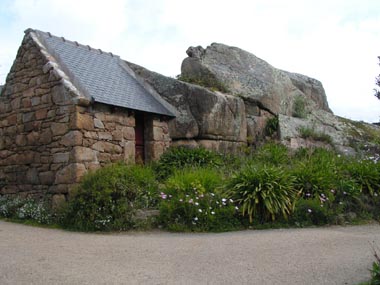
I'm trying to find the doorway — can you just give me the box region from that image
[135,113,145,163]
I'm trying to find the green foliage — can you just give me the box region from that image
[153,146,223,179]
[176,74,229,93]
[253,142,289,166]
[368,246,380,285]
[292,96,307,118]
[158,168,241,231]
[225,164,297,223]
[298,126,333,144]
[0,196,53,224]
[292,197,331,226]
[292,148,338,196]
[61,163,159,231]
[264,116,279,137]
[342,158,380,196]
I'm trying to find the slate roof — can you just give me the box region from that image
[33,30,174,117]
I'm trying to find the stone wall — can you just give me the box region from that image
[145,117,171,162]
[0,32,171,202]
[0,32,74,200]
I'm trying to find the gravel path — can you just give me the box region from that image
[0,220,379,284]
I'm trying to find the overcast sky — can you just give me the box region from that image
[0,0,379,122]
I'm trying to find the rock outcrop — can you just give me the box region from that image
[131,43,379,155]
[181,43,332,116]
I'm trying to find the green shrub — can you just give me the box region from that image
[225,164,297,223]
[291,196,331,226]
[293,96,307,118]
[158,168,240,232]
[61,163,159,231]
[154,146,223,179]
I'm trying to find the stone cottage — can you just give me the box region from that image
[2,29,377,202]
[0,29,176,201]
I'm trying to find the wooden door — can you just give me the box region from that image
[135,114,145,163]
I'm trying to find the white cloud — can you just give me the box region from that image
[0,0,379,121]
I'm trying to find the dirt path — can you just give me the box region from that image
[0,220,379,284]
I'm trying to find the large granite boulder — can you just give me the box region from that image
[181,43,332,116]
[127,61,247,152]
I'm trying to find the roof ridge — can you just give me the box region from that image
[25,28,118,59]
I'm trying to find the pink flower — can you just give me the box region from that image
[160,192,167,199]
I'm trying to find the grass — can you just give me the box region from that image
[298,126,333,144]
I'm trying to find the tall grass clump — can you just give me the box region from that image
[225,164,297,224]
[61,163,159,231]
[253,142,290,166]
[153,146,223,179]
[292,148,338,197]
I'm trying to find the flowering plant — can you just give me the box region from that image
[158,169,241,232]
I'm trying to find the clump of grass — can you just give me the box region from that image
[176,74,229,93]
[298,126,333,144]
[264,116,279,137]
[293,96,307,118]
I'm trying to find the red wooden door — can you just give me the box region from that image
[135,114,145,163]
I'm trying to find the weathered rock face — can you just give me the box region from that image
[127,62,247,152]
[181,43,332,116]
[278,109,380,155]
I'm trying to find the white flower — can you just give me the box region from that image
[195,202,199,206]
[198,209,202,213]
[211,211,215,215]
[307,209,312,213]
[229,199,234,203]
[235,206,239,210]
[222,198,227,202]
[179,199,183,202]
[194,217,198,221]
